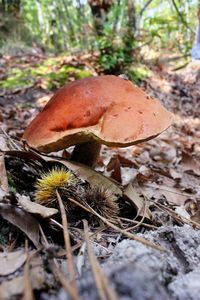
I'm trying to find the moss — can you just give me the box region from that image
[128,65,152,84]
[75,69,92,79]
[44,65,92,90]
[0,57,93,90]
[0,68,33,89]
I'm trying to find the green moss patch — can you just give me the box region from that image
[0,56,93,91]
[128,65,152,84]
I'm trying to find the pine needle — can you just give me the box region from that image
[56,190,80,300]
[67,195,165,251]
[83,220,119,300]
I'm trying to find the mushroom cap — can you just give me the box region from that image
[22,75,174,152]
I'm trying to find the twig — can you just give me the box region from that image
[67,195,164,251]
[83,220,118,300]
[56,190,80,300]
[140,0,154,16]
[50,218,63,229]
[171,0,194,33]
[58,226,108,257]
[123,188,156,232]
[1,129,22,150]
[119,217,158,229]
[68,197,91,213]
[39,224,49,246]
[50,261,80,299]
[22,240,38,300]
[90,207,164,251]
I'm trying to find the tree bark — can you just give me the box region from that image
[88,0,114,35]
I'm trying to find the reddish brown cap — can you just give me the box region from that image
[22,75,174,152]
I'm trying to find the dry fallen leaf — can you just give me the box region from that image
[181,151,200,177]
[0,275,24,300]
[17,194,58,218]
[5,149,123,197]
[190,210,200,224]
[0,203,40,247]
[107,156,122,183]
[0,250,27,276]
[169,169,182,180]
[0,256,45,300]
[142,183,189,206]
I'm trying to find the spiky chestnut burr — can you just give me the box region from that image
[34,167,77,207]
[34,167,119,222]
[80,185,119,223]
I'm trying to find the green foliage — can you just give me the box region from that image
[0,68,30,89]
[98,37,128,73]
[0,0,199,76]
[97,3,136,75]
[45,66,92,89]
[0,8,35,49]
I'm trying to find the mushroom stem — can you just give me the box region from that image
[70,141,101,167]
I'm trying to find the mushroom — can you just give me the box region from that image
[22,75,174,166]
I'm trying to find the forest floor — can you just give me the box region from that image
[0,51,200,300]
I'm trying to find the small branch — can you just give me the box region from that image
[153,202,200,230]
[119,217,158,229]
[91,208,165,251]
[140,0,154,16]
[22,241,40,300]
[171,0,194,33]
[22,254,36,300]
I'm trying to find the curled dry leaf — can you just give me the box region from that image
[107,156,122,183]
[17,194,58,218]
[191,210,200,224]
[0,203,40,247]
[123,183,151,219]
[0,250,27,276]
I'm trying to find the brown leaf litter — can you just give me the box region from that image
[0,55,200,299]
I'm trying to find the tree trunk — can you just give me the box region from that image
[88,0,114,35]
[1,0,21,17]
[62,0,76,44]
[122,0,136,60]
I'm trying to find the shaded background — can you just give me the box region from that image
[0,0,199,78]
